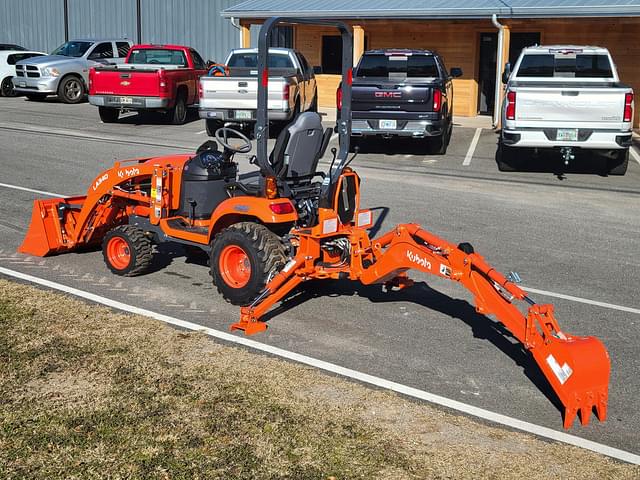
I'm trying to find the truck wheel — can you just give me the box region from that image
[102,225,153,276]
[98,107,119,123]
[429,131,449,155]
[496,142,519,172]
[607,149,629,176]
[169,93,187,125]
[26,93,47,101]
[1,77,16,97]
[58,76,85,104]
[210,222,286,306]
[205,119,223,136]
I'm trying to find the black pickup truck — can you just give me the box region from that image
[338,49,462,154]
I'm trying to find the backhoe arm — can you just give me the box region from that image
[358,224,609,428]
[234,222,609,428]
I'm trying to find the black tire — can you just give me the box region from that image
[210,222,286,305]
[429,123,451,155]
[26,93,47,101]
[496,142,519,172]
[1,76,16,97]
[98,106,119,123]
[102,225,153,276]
[607,149,629,176]
[57,75,85,104]
[169,92,187,125]
[205,119,223,137]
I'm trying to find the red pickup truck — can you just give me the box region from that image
[88,44,208,124]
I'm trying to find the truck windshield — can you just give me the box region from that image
[227,53,294,69]
[51,41,93,57]
[128,48,187,66]
[517,54,613,78]
[357,54,439,78]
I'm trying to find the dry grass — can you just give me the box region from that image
[0,279,637,479]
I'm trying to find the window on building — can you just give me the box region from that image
[321,35,368,74]
[269,26,293,48]
[116,42,131,57]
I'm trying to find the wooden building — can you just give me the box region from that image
[222,0,640,126]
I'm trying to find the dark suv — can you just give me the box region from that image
[338,49,462,154]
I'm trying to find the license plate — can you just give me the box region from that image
[17,81,26,87]
[380,120,397,130]
[120,96,133,105]
[556,128,578,141]
[235,110,252,120]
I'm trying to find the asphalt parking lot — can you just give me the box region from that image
[1,96,639,459]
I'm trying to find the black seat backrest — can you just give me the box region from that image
[269,112,325,181]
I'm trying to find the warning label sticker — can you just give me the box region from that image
[546,354,573,385]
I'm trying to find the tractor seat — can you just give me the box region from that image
[236,112,332,196]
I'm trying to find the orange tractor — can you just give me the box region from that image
[19,18,609,429]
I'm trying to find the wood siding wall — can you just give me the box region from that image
[243,18,640,126]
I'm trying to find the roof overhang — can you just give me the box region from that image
[222,4,640,20]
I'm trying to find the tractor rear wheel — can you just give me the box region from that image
[210,222,286,305]
[102,225,153,276]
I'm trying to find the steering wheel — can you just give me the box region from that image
[214,127,252,154]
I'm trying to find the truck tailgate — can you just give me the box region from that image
[92,68,163,97]
[514,86,628,129]
[200,76,288,110]
[352,81,435,114]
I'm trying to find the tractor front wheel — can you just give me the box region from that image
[102,225,153,276]
[210,222,286,305]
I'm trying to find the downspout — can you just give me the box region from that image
[230,17,242,47]
[491,14,504,128]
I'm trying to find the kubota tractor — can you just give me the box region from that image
[19,18,610,429]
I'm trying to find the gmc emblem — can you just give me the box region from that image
[375,91,402,98]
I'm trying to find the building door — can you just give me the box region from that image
[477,32,540,115]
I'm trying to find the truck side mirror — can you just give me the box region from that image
[450,67,463,78]
[502,63,511,84]
[313,66,323,74]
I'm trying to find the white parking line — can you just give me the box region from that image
[463,128,482,166]
[630,146,640,166]
[0,266,638,465]
[0,182,64,198]
[524,286,640,315]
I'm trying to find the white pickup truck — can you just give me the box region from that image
[499,46,634,175]
[199,48,317,136]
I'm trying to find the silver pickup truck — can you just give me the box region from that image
[13,38,132,103]
[499,46,634,175]
[199,48,317,136]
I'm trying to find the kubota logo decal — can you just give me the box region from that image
[407,250,431,269]
[117,167,140,179]
[375,91,402,98]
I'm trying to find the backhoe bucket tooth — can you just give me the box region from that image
[18,197,85,257]
[531,334,610,429]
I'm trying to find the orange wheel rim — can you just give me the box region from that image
[107,237,131,270]
[219,245,251,288]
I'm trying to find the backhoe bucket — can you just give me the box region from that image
[18,196,85,257]
[531,329,610,428]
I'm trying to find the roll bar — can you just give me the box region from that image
[255,17,353,207]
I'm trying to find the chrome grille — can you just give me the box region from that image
[25,65,40,78]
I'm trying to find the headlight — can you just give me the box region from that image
[43,67,60,77]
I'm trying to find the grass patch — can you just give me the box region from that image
[0,279,638,479]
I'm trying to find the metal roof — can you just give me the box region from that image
[222,0,640,18]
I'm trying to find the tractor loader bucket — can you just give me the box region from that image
[18,196,86,257]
